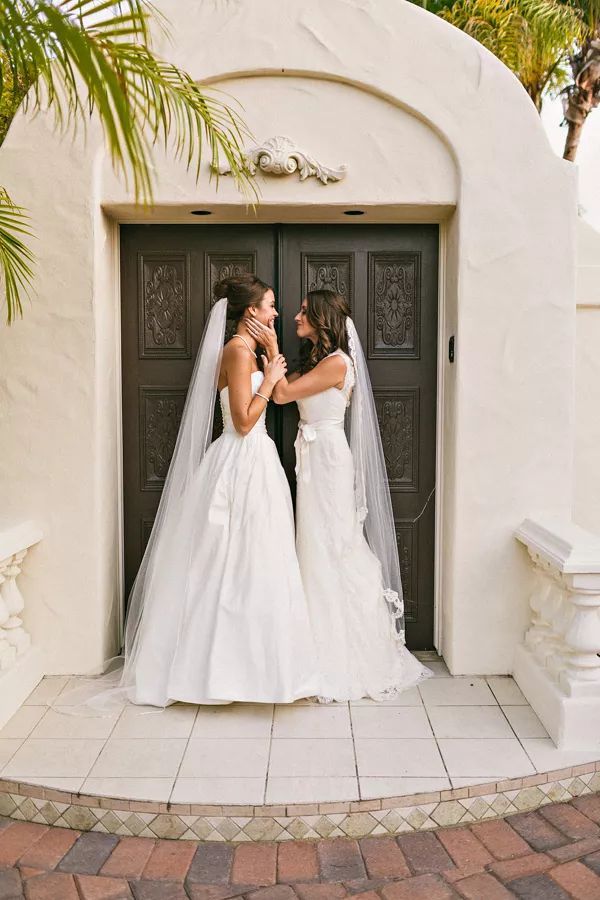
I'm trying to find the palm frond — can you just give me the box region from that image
[0,0,258,322]
[440,0,584,108]
[0,0,255,201]
[0,189,34,323]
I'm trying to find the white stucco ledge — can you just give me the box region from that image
[514,517,600,750]
[0,522,44,730]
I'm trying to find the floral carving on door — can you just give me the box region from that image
[140,254,190,358]
[303,254,353,309]
[140,388,186,490]
[368,252,421,359]
[374,388,419,492]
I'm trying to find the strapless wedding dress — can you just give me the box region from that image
[130,370,321,706]
[295,351,431,701]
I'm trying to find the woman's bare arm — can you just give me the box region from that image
[224,344,283,435]
[272,355,346,405]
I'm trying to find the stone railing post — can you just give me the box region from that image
[0,523,44,728]
[514,518,600,750]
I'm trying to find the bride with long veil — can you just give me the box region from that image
[110,275,321,707]
[247,289,431,702]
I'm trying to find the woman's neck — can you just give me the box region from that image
[236,322,258,352]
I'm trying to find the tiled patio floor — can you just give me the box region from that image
[2,793,600,898]
[1,657,599,808]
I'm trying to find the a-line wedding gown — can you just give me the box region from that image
[68,300,322,714]
[294,348,431,701]
[127,361,322,706]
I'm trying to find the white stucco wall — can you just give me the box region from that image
[574,219,600,535]
[0,0,577,675]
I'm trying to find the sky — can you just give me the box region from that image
[542,97,600,232]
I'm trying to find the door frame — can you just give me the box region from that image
[111,214,449,654]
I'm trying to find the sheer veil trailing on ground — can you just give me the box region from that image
[62,303,406,713]
[346,317,406,642]
[62,299,229,713]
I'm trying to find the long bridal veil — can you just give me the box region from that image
[64,299,228,713]
[346,317,406,643]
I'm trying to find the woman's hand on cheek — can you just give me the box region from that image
[246,319,279,358]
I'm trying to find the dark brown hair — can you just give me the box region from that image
[299,290,350,372]
[213,274,272,323]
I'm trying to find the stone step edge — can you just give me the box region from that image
[0,763,598,841]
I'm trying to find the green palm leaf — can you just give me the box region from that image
[0,189,34,323]
[0,0,255,323]
[439,0,584,109]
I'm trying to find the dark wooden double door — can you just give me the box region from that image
[120,224,439,649]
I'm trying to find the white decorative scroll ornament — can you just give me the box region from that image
[214,136,347,185]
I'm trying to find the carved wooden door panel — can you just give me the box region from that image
[279,226,438,649]
[121,224,438,648]
[120,225,277,602]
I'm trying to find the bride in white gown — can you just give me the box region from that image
[115,275,321,707]
[247,289,431,702]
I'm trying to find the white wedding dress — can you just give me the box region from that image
[130,369,322,706]
[295,350,431,701]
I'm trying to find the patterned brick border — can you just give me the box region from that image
[1,762,600,842]
[3,794,600,897]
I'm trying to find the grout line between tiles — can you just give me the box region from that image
[347,701,361,800]
[419,690,452,786]
[0,736,27,776]
[77,696,127,787]
[262,704,276,804]
[167,704,201,806]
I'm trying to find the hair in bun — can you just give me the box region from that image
[213,274,272,323]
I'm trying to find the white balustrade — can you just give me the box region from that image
[514,518,600,749]
[0,522,45,729]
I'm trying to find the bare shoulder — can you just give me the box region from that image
[316,353,347,377]
[223,339,253,369]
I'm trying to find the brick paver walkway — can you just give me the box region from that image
[2,794,600,898]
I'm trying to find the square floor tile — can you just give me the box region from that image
[438,739,535,778]
[450,777,504,788]
[0,706,46,739]
[22,777,85,791]
[359,777,451,799]
[24,677,69,706]
[89,739,186,778]
[423,661,451,678]
[420,678,497,707]
[351,706,432,739]
[266,777,359,803]
[502,706,548,739]
[428,706,514,739]
[113,704,197,740]
[171,777,266,804]
[30,707,119,740]
[191,704,273,739]
[51,677,117,707]
[83,777,174,802]
[520,738,600,771]
[179,738,270,778]
[3,739,105,777]
[487,677,528,705]
[269,739,356,777]
[355,739,445,777]
[273,705,351,738]
[351,688,423,707]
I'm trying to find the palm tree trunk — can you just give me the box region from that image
[563,118,585,161]
[562,36,600,162]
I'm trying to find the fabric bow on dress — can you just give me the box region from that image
[294,422,317,483]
